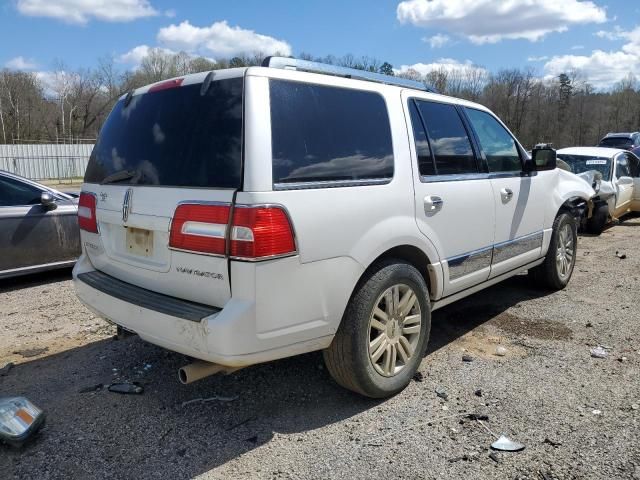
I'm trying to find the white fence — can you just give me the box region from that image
[0,144,94,181]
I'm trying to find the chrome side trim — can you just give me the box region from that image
[492,231,543,264]
[421,173,490,183]
[447,246,493,280]
[273,178,391,191]
[444,230,544,280]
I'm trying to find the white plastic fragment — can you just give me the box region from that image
[495,346,508,357]
[590,346,608,358]
[491,435,525,452]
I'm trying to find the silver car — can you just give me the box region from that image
[0,170,81,279]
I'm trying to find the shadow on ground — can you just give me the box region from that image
[0,267,73,294]
[0,273,553,479]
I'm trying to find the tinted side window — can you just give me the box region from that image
[408,100,435,176]
[0,176,42,206]
[270,80,393,185]
[465,108,521,173]
[415,100,477,175]
[616,154,631,178]
[630,154,640,177]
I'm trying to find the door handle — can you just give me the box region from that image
[500,188,514,199]
[424,195,443,213]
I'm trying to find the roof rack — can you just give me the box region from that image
[262,56,436,93]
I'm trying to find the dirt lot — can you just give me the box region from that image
[1,217,639,479]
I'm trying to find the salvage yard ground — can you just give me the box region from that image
[1,217,639,479]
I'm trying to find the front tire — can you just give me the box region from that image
[530,212,577,290]
[323,259,431,398]
[586,202,608,235]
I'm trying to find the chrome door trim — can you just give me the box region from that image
[447,246,493,280]
[445,230,544,280]
[492,231,543,265]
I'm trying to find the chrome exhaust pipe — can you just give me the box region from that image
[178,361,225,384]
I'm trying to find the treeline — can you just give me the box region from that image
[1,48,639,149]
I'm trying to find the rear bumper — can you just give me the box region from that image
[72,253,358,366]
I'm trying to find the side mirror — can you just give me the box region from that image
[40,191,57,210]
[531,145,557,171]
[617,176,634,186]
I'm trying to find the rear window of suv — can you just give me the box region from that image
[599,137,633,149]
[84,77,243,188]
[270,79,394,186]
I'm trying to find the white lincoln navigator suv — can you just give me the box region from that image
[73,57,594,398]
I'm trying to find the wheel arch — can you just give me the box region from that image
[350,244,441,306]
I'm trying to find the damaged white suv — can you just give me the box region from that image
[73,58,594,398]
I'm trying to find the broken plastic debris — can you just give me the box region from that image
[435,387,448,401]
[615,251,627,259]
[590,346,608,359]
[495,346,507,357]
[592,409,602,415]
[462,354,474,362]
[108,383,144,394]
[491,435,525,452]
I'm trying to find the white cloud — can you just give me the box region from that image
[16,0,158,24]
[595,26,626,41]
[397,0,607,44]
[424,33,450,48]
[5,56,38,70]
[527,56,549,62]
[395,58,488,77]
[118,45,173,65]
[157,20,292,58]
[571,45,585,50]
[544,26,640,88]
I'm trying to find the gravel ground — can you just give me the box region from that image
[1,216,639,479]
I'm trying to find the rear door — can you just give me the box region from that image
[80,73,244,308]
[0,175,79,273]
[613,152,634,216]
[630,153,640,211]
[404,94,495,297]
[463,107,545,277]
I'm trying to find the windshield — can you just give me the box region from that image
[599,137,632,149]
[84,77,243,188]
[557,154,612,181]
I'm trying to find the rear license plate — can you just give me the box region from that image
[126,227,154,257]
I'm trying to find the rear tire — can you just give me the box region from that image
[323,259,431,398]
[529,212,577,290]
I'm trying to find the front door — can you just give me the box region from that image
[0,175,79,273]
[614,152,635,217]
[403,94,495,297]
[462,107,545,278]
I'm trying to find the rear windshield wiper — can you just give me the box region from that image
[101,169,137,185]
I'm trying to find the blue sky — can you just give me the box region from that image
[1,0,639,89]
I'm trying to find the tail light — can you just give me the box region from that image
[230,206,296,260]
[78,192,98,233]
[169,204,230,255]
[169,203,296,260]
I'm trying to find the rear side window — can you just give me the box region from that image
[0,176,42,206]
[270,80,393,185]
[465,108,522,173]
[408,100,436,176]
[414,100,477,175]
[85,78,243,188]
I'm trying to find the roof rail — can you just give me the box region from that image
[262,56,436,93]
